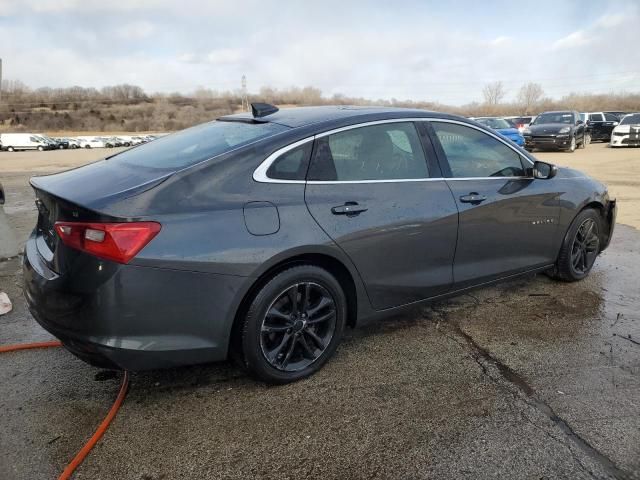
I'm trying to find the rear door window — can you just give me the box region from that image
[308,122,429,181]
[589,114,604,122]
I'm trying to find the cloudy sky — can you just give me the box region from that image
[0,0,638,105]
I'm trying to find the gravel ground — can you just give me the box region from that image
[0,144,638,479]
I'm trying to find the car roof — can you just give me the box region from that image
[219,105,450,128]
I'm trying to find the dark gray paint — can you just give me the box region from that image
[23,107,616,370]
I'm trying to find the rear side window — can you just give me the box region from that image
[308,122,429,181]
[110,120,287,170]
[589,113,604,122]
[431,122,526,178]
[266,142,312,180]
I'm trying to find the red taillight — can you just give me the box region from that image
[54,221,161,264]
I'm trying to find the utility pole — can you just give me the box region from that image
[241,74,248,112]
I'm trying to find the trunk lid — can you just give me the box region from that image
[30,159,171,274]
[30,158,172,214]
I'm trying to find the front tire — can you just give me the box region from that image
[238,265,346,384]
[37,146,44,151]
[566,136,576,152]
[549,209,601,281]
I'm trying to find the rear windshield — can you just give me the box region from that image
[108,120,288,169]
[476,118,511,129]
[620,114,640,125]
[533,112,574,125]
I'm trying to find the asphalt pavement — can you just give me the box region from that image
[0,225,638,479]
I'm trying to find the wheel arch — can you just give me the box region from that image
[228,249,365,360]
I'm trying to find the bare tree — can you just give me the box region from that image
[482,81,506,105]
[517,83,544,114]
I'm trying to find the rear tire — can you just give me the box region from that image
[549,208,601,282]
[238,265,346,384]
[7,146,14,152]
[37,146,44,152]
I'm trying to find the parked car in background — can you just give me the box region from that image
[610,113,640,148]
[79,138,107,149]
[130,136,146,145]
[49,137,69,149]
[523,111,587,152]
[0,133,52,152]
[66,138,81,149]
[23,104,616,383]
[504,116,536,134]
[473,117,525,146]
[581,112,620,142]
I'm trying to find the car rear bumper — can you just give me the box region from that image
[23,234,247,370]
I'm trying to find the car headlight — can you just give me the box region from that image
[558,126,571,134]
[613,131,626,137]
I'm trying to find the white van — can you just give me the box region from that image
[0,133,50,152]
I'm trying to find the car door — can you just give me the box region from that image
[427,120,560,289]
[304,120,459,310]
[589,113,605,139]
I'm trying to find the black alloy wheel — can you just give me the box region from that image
[570,217,600,275]
[260,282,337,372]
[550,208,602,281]
[239,265,346,383]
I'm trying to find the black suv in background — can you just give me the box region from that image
[523,111,587,152]
[581,112,620,142]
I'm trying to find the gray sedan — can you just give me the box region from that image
[23,104,616,383]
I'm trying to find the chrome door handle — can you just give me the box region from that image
[331,202,368,216]
[459,193,487,204]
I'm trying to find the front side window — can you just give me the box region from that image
[589,113,604,122]
[431,122,527,178]
[308,122,429,181]
[604,113,619,122]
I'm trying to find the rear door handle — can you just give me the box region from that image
[459,193,487,204]
[331,202,368,216]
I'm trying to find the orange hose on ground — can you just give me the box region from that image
[0,340,63,353]
[58,370,129,480]
[0,341,129,479]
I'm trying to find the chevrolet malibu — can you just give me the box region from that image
[24,105,616,383]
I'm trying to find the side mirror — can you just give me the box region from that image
[576,120,584,126]
[613,122,619,126]
[533,161,557,180]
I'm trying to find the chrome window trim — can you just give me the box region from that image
[253,117,533,184]
[252,137,313,184]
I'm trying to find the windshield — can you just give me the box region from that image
[533,112,574,125]
[108,120,288,169]
[620,114,640,125]
[476,118,511,129]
